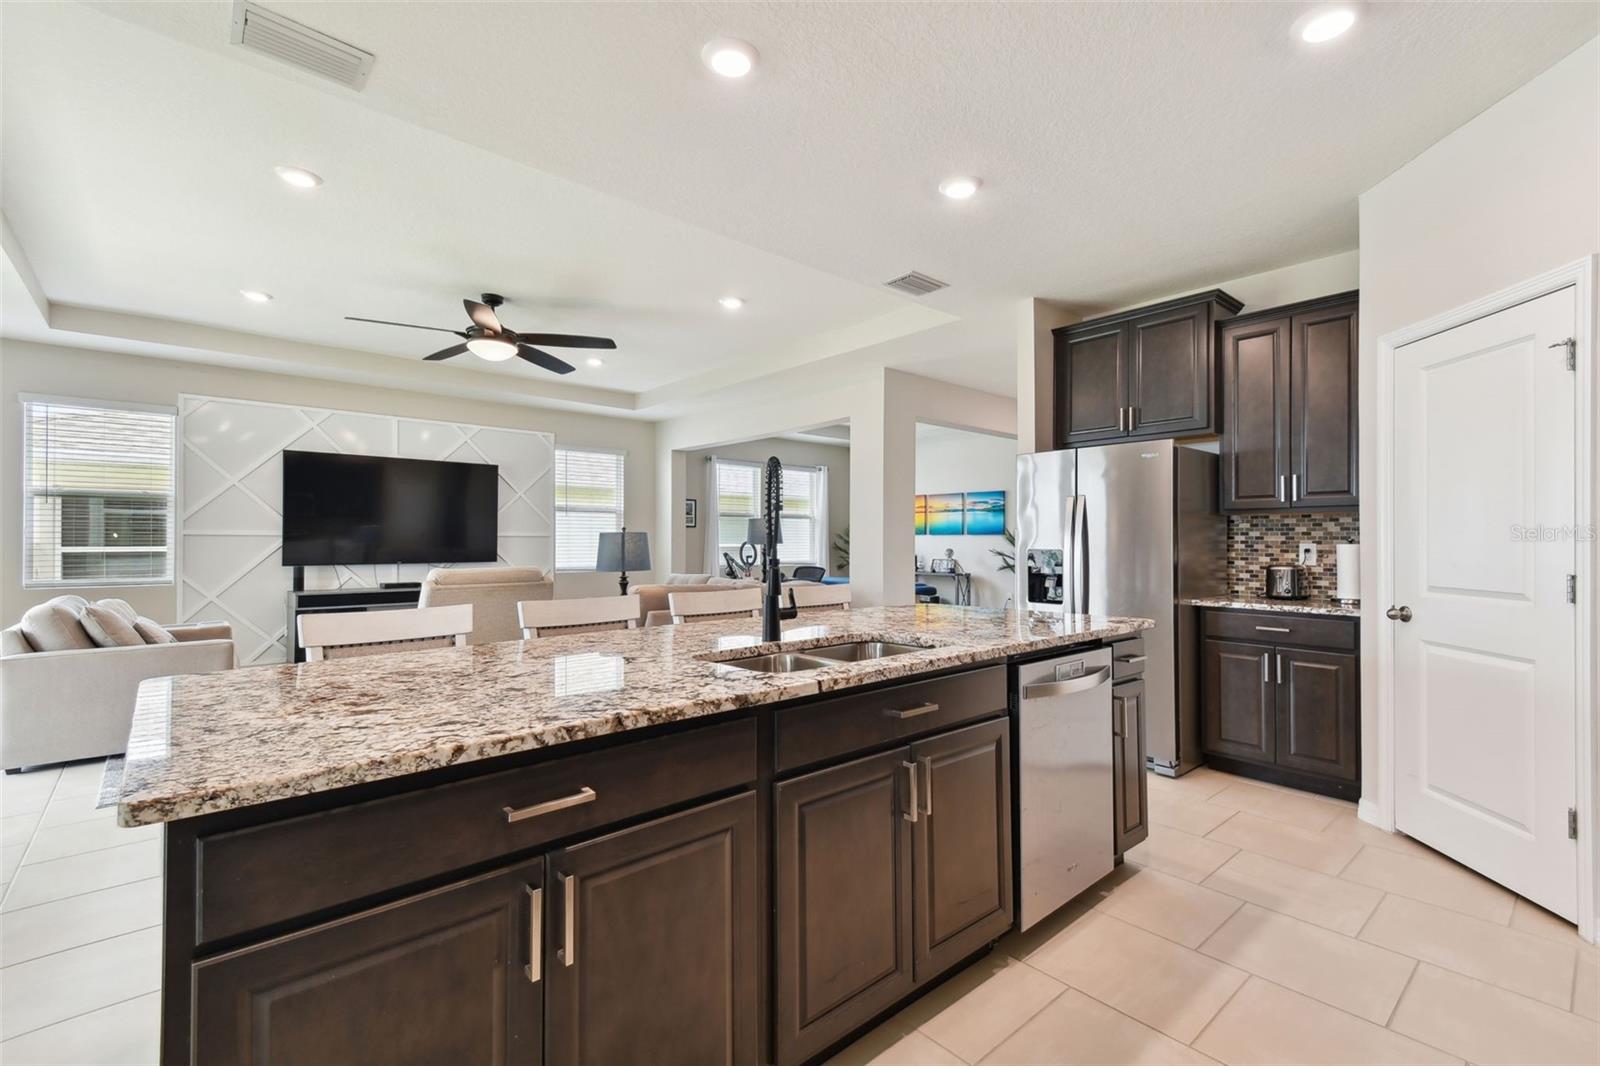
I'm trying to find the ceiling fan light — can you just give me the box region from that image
[467,337,517,362]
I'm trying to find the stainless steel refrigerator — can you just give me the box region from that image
[1015,440,1225,777]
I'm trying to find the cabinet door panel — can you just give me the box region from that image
[1276,649,1359,781]
[1056,326,1128,446]
[1128,306,1210,438]
[910,718,1013,979]
[1220,317,1291,511]
[1291,303,1359,509]
[192,862,542,1066]
[1113,680,1149,855]
[545,792,758,1066]
[775,749,913,1065]
[1202,639,1275,764]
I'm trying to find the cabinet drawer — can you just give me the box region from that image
[1111,637,1147,679]
[196,718,757,944]
[1203,610,1355,651]
[774,666,1006,774]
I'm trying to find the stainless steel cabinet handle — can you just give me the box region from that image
[524,885,542,983]
[1261,653,1269,684]
[1129,406,1138,430]
[1112,694,1124,738]
[1276,653,1283,684]
[504,786,597,823]
[884,701,940,720]
[902,761,919,823]
[918,756,934,817]
[1117,407,1126,432]
[559,872,577,967]
[1290,474,1299,502]
[1116,654,1148,664]
[1278,475,1286,503]
[1254,625,1291,633]
[1386,605,1413,623]
[1023,666,1113,699]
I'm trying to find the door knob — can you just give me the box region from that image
[1386,605,1413,622]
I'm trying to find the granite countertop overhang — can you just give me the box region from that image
[117,605,1153,826]
[1181,596,1361,618]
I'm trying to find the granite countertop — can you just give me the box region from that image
[117,605,1152,827]
[1181,596,1361,618]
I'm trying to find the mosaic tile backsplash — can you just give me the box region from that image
[1227,512,1361,600]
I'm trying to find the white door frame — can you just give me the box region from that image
[1372,256,1596,940]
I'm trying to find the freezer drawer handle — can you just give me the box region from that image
[1023,666,1112,699]
[883,702,940,720]
[1115,654,1147,665]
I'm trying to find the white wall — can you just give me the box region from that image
[915,426,1018,608]
[681,436,850,577]
[1356,38,1600,819]
[0,339,658,621]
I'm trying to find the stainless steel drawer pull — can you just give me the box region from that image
[1023,666,1112,700]
[918,756,934,817]
[902,761,920,823]
[524,885,542,984]
[883,702,940,720]
[1254,625,1291,633]
[503,786,597,823]
[1116,654,1148,665]
[559,872,577,967]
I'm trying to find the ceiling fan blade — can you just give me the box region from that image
[515,345,576,375]
[424,343,471,361]
[511,332,617,350]
[346,316,468,336]
[464,299,502,334]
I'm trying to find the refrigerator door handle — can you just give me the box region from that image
[1069,494,1090,617]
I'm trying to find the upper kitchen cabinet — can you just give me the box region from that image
[1053,289,1243,447]
[1220,292,1359,512]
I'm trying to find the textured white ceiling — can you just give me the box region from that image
[3,1,1594,411]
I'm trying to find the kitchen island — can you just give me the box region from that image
[120,604,1151,1066]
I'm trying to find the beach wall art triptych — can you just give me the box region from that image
[914,490,1006,536]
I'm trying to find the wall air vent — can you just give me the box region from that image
[883,271,949,297]
[230,1,375,90]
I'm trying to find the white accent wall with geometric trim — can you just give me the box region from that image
[177,394,554,664]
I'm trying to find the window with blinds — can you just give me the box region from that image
[555,448,625,570]
[23,398,177,587]
[713,459,825,566]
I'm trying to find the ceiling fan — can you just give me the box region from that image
[345,293,616,375]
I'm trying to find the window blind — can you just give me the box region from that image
[555,448,625,570]
[23,398,176,587]
[711,459,825,567]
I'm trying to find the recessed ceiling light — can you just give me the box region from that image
[719,296,745,311]
[586,357,605,368]
[938,177,981,200]
[1295,5,1357,43]
[240,289,273,303]
[702,38,757,78]
[466,337,517,362]
[273,165,323,189]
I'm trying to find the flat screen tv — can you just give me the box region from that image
[281,451,498,566]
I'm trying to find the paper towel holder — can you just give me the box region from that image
[1335,542,1361,608]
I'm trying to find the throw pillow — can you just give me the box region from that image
[80,603,145,648]
[18,596,96,652]
[134,617,178,644]
[95,598,140,624]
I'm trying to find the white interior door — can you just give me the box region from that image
[1392,285,1578,920]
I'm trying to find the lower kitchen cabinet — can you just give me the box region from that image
[192,861,545,1066]
[1112,679,1149,856]
[1202,639,1276,763]
[545,792,758,1066]
[1275,647,1359,783]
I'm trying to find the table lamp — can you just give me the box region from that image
[596,528,651,595]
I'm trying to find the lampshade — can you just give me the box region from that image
[745,517,782,545]
[596,530,651,572]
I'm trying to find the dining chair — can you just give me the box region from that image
[298,604,473,662]
[789,584,851,612]
[519,596,641,638]
[668,587,763,624]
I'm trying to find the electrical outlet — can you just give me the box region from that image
[1298,542,1318,566]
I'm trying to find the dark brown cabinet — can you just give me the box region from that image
[193,861,545,1066]
[1200,610,1360,799]
[545,792,758,1066]
[1220,293,1358,511]
[1054,290,1242,447]
[1112,679,1148,856]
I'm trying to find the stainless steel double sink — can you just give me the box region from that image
[720,641,925,673]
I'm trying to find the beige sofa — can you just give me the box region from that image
[2,597,235,771]
[419,566,554,645]
[630,575,763,627]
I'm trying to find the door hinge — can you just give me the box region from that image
[1568,574,1578,605]
[1549,337,1576,371]
[1570,807,1579,840]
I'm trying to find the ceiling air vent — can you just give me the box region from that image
[230,1,375,90]
[883,271,948,297]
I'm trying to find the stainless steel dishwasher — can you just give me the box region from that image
[1016,646,1115,930]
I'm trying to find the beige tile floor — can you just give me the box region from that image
[833,766,1600,1066]
[1,761,1595,1065]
